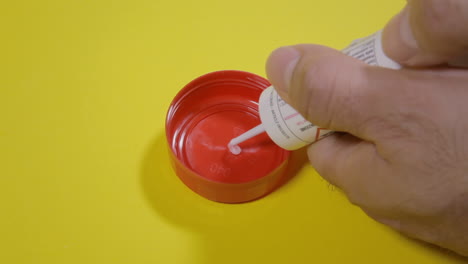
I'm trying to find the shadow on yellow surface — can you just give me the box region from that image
[140,133,467,263]
[140,131,306,230]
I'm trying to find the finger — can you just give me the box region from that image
[307,133,391,207]
[382,0,468,67]
[265,44,406,141]
[307,133,364,188]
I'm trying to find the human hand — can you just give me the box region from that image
[265,0,468,256]
[383,0,468,67]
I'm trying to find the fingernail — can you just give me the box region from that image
[394,7,444,66]
[399,7,418,51]
[266,46,301,96]
[382,6,419,63]
[396,5,450,66]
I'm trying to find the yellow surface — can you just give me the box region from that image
[1,0,466,263]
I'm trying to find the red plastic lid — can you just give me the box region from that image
[166,70,294,203]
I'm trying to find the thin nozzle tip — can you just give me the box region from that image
[227,123,265,155]
[228,143,241,155]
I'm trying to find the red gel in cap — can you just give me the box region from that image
[166,70,294,203]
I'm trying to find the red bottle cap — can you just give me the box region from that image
[166,70,299,203]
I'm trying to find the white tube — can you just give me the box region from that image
[228,124,265,155]
[229,124,265,146]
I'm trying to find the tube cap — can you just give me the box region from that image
[165,70,294,203]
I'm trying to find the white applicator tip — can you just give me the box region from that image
[228,143,242,155]
[227,124,265,155]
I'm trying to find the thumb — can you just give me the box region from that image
[266,44,401,141]
[382,0,468,67]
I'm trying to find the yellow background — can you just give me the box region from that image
[1,0,466,263]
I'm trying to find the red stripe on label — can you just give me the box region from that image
[284,112,300,120]
[315,128,322,141]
